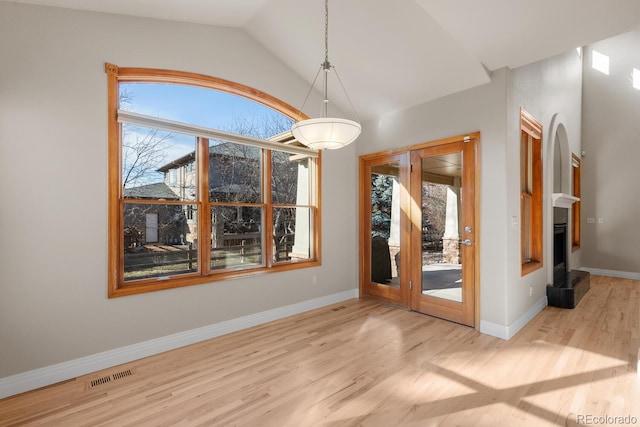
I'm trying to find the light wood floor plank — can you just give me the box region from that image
[0,275,638,426]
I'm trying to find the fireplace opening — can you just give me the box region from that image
[553,223,567,281]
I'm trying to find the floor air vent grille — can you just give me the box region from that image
[90,376,111,388]
[88,368,135,389]
[112,369,133,380]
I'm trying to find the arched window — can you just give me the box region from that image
[105,64,321,297]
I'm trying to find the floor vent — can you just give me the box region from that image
[90,376,112,388]
[112,369,134,380]
[331,305,347,312]
[88,368,135,389]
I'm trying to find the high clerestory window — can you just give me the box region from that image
[106,64,321,297]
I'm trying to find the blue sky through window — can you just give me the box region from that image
[120,83,292,136]
[119,82,295,189]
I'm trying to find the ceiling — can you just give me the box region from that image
[6,0,640,121]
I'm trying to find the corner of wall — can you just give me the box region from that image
[480,295,547,340]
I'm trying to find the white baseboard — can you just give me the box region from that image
[580,267,640,281]
[480,296,547,340]
[0,289,358,400]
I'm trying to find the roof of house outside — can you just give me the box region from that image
[157,141,262,173]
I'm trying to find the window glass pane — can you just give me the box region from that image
[209,142,262,203]
[421,154,463,303]
[273,207,312,262]
[122,124,197,201]
[272,152,311,205]
[211,206,263,270]
[520,132,528,193]
[123,203,198,281]
[120,83,294,140]
[369,162,400,286]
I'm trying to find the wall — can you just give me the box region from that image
[359,48,583,337]
[358,68,511,332]
[506,50,583,325]
[0,3,357,380]
[581,30,640,275]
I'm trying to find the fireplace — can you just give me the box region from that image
[553,223,567,280]
[547,209,590,309]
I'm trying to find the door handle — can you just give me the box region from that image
[460,239,472,246]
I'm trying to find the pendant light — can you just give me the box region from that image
[291,0,361,150]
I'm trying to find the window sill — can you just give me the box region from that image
[521,260,543,276]
[109,259,321,298]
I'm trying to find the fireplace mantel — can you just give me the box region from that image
[552,193,579,208]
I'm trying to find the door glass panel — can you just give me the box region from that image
[370,162,401,286]
[420,152,463,302]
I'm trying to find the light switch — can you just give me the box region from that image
[587,217,595,224]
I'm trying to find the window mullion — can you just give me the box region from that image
[199,137,212,276]
[264,149,274,268]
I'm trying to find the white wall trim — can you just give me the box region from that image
[479,319,510,340]
[0,289,358,399]
[480,296,547,340]
[581,267,640,280]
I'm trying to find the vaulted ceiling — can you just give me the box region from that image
[7,0,640,121]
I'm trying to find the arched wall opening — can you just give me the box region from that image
[546,114,572,284]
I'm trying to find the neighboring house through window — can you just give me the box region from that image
[106,64,321,297]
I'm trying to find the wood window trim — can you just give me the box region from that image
[521,260,543,276]
[520,108,543,276]
[106,63,321,297]
[571,153,581,251]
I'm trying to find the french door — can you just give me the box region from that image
[360,134,478,327]
[359,153,410,306]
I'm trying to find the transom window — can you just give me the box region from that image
[106,64,321,297]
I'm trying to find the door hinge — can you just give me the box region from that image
[410,164,413,173]
[409,280,413,289]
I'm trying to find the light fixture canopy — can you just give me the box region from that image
[292,0,361,150]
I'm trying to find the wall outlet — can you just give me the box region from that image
[598,218,604,224]
[312,275,318,285]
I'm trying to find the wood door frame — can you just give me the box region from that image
[359,152,410,306]
[359,133,481,329]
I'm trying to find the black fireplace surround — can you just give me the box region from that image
[547,222,590,309]
[553,223,567,278]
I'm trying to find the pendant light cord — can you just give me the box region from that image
[294,0,360,124]
[324,0,329,66]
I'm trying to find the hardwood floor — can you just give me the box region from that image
[1,275,638,426]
